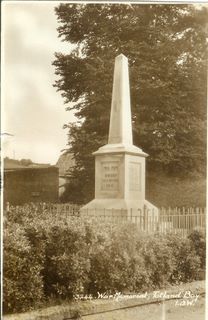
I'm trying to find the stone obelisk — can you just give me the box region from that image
[81,54,158,216]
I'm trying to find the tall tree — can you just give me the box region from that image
[53,4,207,203]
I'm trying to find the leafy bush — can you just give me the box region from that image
[138,234,176,288]
[188,229,206,269]
[3,223,44,313]
[166,233,201,283]
[87,223,149,294]
[43,219,91,299]
[3,204,205,314]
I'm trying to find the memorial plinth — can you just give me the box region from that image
[81,54,158,216]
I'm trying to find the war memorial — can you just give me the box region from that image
[81,54,158,218]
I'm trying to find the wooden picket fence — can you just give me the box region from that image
[45,204,206,237]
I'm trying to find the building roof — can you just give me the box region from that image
[4,158,57,171]
[56,152,75,176]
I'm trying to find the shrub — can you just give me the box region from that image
[166,233,201,283]
[3,223,44,313]
[43,218,91,299]
[87,223,150,294]
[138,233,176,289]
[188,229,206,269]
[3,203,205,314]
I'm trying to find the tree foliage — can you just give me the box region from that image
[53,4,207,203]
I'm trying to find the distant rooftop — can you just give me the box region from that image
[4,157,55,171]
[56,152,75,176]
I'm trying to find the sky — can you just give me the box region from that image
[2,1,76,165]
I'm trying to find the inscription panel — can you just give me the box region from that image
[101,161,119,191]
[129,162,141,191]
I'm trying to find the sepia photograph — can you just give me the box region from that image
[1,1,207,319]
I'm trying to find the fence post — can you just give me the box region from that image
[143,205,147,232]
[130,208,133,222]
[152,208,155,232]
[178,207,181,231]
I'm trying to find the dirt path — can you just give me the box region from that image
[4,281,205,320]
[83,296,205,320]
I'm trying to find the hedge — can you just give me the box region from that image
[3,206,206,314]
[3,223,44,313]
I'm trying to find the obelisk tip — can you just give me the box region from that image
[108,52,132,145]
[116,53,128,60]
